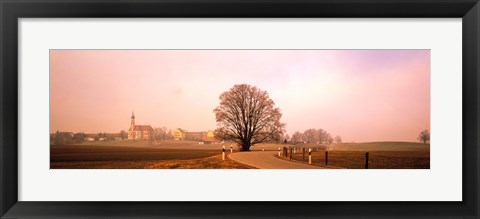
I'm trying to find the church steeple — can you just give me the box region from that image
[129,111,136,140]
[130,111,135,125]
[130,111,135,132]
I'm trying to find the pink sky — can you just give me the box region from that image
[50,50,430,142]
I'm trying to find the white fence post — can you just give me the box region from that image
[222,145,225,161]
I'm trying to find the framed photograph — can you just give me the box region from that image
[1,0,479,218]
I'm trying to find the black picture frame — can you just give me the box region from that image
[1,0,479,218]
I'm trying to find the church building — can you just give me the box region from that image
[128,112,154,141]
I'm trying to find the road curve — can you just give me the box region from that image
[228,151,322,169]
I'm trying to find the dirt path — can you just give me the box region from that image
[228,151,322,169]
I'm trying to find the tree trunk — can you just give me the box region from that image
[241,141,251,151]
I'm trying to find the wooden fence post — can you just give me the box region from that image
[325,151,328,166]
[308,148,312,164]
[302,148,306,160]
[365,152,369,169]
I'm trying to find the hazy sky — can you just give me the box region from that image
[50,50,429,142]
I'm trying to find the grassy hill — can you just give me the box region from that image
[332,141,429,151]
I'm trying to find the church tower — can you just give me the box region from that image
[128,111,136,140]
[131,111,135,129]
[127,111,154,141]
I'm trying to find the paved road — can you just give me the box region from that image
[228,151,322,169]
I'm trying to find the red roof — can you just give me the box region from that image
[129,125,153,132]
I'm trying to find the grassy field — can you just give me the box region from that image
[51,145,251,169]
[330,141,430,151]
[277,142,430,169]
[75,139,206,148]
[51,141,430,169]
[281,150,429,169]
[72,139,283,150]
[280,141,429,153]
[67,139,296,152]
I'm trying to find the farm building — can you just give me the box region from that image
[201,131,218,144]
[171,129,218,143]
[171,128,186,140]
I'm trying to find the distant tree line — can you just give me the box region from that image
[51,126,180,145]
[287,128,341,145]
[153,126,173,140]
[50,131,75,145]
[51,130,129,145]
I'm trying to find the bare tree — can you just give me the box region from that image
[54,131,65,145]
[303,128,318,143]
[291,131,304,144]
[165,129,173,140]
[214,84,285,151]
[154,127,169,140]
[73,132,87,143]
[326,133,333,144]
[334,135,342,144]
[317,129,329,144]
[120,130,127,140]
[418,129,430,144]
